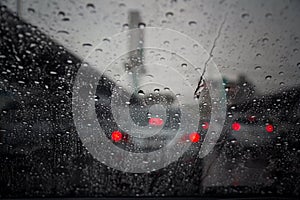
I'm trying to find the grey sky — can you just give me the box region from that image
[2,0,300,95]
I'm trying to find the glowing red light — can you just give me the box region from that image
[111,131,122,142]
[149,117,164,126]
[189,132,201,143]
[265,124,274,133]
[232,122,241,131]
[202,122,209,130]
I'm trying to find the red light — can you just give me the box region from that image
[202,122,209,130]
[189,132,201,143]
[111,131,122,142]
[149,117,164,126]
[265,124,274,133]
[232,122,241,131]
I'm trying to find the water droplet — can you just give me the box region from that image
[82,43,92,47]
[50,71,57,75]
[255,66,261,70]
[138,90,145,96]
[188,21,197,26]
[265,75,272,80]
[265,13,272,19]
[280,82,285,85]
[293,48,299,53]
[163,41,170,45]
[279,71,284,75]
[103,38,110,43]
[262,37,269,44]
[154,88,160,93]
[181,63,187,68]
[195,68,201,72]
[86,3,95,9]
[146,74,154,78]
[62,18,70,21]
[297,62,300,68]
[58,11,65,17]
[256,53,262,57]
[122,23,129,29]
[193,44,199,49]
[57,30,69,35]
[138,23,146,29]
[164,87,170,91]
[241,13,250,19]
[166,12,174,18]
[27,8,35,13]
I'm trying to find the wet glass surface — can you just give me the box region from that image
[0,0,299,198]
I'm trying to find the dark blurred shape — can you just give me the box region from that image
[0,6,203,198]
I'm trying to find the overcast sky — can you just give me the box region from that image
[2,0,300,96]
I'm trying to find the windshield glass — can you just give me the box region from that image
[0,0,299,198]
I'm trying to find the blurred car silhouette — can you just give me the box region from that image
[224,86,300,148]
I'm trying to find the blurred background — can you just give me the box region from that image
[0,0,299,198]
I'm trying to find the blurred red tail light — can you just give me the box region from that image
[189,132,201,143]
[111,131,123,142]
[232,122,241,131]
[265,124,274,133]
